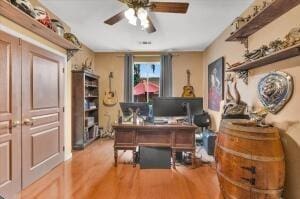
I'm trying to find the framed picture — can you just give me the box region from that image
[208,57,224,111]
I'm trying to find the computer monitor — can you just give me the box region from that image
[119,102,150,117]
[152,97,203,117]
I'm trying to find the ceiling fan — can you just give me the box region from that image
[104,0,189,33]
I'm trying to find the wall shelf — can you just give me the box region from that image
[227,43,300,72]
[0,0,79,51]
[226,0,300,42]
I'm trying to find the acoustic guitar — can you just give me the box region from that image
[181,69,196,98]
[103,72,118,106]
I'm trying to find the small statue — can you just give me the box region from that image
[252,5,260,17]
[230,17,245,34]
[64,33,82,48]
[72,64,80,71]
[249,107,269,127]
[244,15,252,22]
[223,74,247,116]
[261,1,269,10]
[82,58,93,71]
[269,39,285,53]
[244,45,269,61]
[283,26,300,47]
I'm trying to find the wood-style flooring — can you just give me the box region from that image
[21,139,222,199]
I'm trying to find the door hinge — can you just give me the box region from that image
[18,38,22,46]
[62,107,65,112]
[63,146,65,152]
[62,68,65,73]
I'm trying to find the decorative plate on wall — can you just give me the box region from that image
[258,71,293,114]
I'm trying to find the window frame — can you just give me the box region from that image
[132,61,161,103]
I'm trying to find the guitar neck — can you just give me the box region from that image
[109,77,112,92]
[187,71,191,85]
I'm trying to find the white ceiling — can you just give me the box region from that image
[40,0,253,52]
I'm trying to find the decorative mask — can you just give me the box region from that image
[34,6,53,30]
[258,71,293,114]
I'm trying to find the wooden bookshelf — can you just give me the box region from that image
[72,71,100,150]
[227,43,300,72]
[0,0,79,50]
[226,0,300,42]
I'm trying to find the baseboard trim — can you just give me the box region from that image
[64,152,72,161]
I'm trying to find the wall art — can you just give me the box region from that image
[258,71,293,114]
[208,57,224,111]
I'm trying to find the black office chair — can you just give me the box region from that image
[193,111,216,156]
[193,111,211,131]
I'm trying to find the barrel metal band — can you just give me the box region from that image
[221,122,277,134]
[217,171,283,195]
[217,144,284,162]
[220,129,280,141]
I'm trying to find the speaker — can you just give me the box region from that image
[202,130,217,156]
[140,147,171,169]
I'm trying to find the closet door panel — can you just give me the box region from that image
[0,31,21,198]
[21,41,65,188]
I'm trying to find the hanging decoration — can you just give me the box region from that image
[258,71,293,114]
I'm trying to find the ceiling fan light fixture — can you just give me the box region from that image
[128,16,137,26]
[125,8,135,20]
[125,8,137,26]
[137,7,148,20]
[141,18,149,29]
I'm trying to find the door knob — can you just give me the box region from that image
[9,120,20,129]
[12,120,21,127]
[23,119,34,126]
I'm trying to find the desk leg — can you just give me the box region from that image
[132,150,137,167]
[192,150,196,169]
[114,149,118,167]
[172,150,176,169]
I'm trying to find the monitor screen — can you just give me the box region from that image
[119,102,150,117]
[152,97,203,117]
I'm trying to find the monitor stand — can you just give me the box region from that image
[182,102,192,125]
[124,108,141,124]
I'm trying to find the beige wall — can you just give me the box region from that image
[173,52,203,97]
[94,52,203,126]
[94,53,125,129]
[203,3,300,198]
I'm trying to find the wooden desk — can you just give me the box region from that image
[113,124,197,169]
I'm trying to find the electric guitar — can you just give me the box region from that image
[181,69,196,98]
[103,72,118,106]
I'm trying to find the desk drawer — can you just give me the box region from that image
[115,130,135,146]
[137,130,171,146]
[174,131,195,148]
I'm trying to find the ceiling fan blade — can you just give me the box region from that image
[104,10,126,25]
[146,17,156,33]
[150,2,189,14]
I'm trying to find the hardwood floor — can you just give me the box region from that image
[21,139,222,199]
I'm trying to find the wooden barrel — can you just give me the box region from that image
[215,120,285,199]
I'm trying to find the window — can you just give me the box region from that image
[133,62,161,102]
